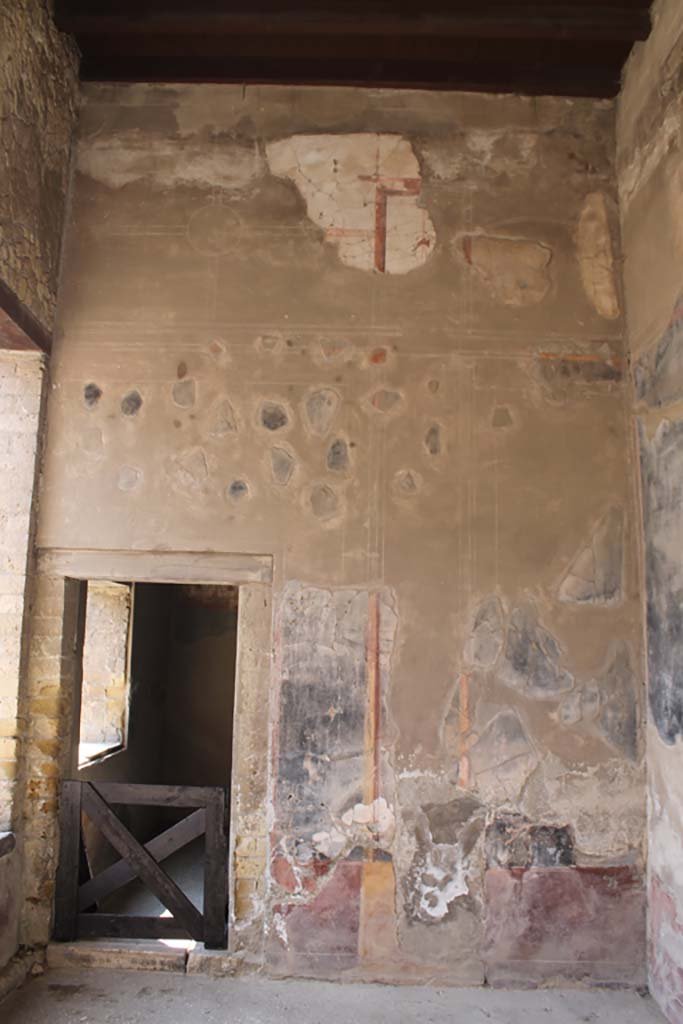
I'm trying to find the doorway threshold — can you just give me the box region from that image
[46,940,247,977]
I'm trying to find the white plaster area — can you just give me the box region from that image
[266,133,436,273]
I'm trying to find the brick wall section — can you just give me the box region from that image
[0,353,45,831]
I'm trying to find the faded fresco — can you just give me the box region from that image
[35,83,646,985]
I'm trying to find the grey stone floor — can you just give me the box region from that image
[1,968,668,1024]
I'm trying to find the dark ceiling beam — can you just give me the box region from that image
[75,54,626,98]
[55,3,651,41]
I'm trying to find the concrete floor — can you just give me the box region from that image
[0,968,667,1024]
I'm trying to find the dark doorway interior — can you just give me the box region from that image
[76,582,238,925]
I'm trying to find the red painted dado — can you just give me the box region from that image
[484,866,646,986]
[269,859,363,973]
[650,875,683,1024]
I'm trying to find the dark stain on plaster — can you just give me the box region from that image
[261,401,289,431]
[500,603,573,698]
[466,596,505,669]
[634,293,683,407]
[537,352,622,386]
[492,405,513,428]
[639,418,683,743]
[83,382,102,407]
[228,479,249,502]
[596,642,638,759]
[177,360,188,379]
[486,816,574,868]
[121,390,142,416]
[425,424,442,456]
[327,438,349,472]
[424,794,484,853]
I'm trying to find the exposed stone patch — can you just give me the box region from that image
[499,603,573,698]
[368,388,403,415]
[120,390,143,416]
[576,192,620,319]
[461,235,552,307]
[393,469,422,498]
[309,483,340,520]
[172,378,196,408]
[210,398,238,437]
[469,710,538,802]
[271,446,296,486]
[559,507,623,605]
[117,465,142,492]
[304,389,340,436]
[595,643,638,759]
[465,596,505,670]
[83,383,102,408]
[260,401,289,432]
[168,448,208,493]
[255,332,284,356]
[266,133,435,274]
[327,438,349,472]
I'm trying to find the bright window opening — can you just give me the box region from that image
[78,581,132,766]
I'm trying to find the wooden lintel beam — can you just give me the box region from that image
[55,4,651,43]
[77,55,624,98]
[0,278,52,356]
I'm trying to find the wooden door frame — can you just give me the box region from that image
[37,546,274,954]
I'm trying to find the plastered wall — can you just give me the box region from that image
[618,3,683,1020]
[34,82,647,985]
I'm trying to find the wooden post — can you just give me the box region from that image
[203,788,228,949]
[53,780,82,941]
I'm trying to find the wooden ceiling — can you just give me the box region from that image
[54,1,652,98]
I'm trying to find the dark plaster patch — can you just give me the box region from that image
[424,794,484,852]
[635,294,683,407]
[228,479,249,502]
[121,390,142,416]
[486,816,574,868]
[327,438,349,472]
[261,401,289,431]
[639,419,683,743]
[466,596,505,669]
[83,382,102,408]
[177,360,188,379]
[425,424,442,456]
[492,405,513,428]
[500,603,573,698]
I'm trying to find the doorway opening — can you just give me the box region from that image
[58,580,239,947]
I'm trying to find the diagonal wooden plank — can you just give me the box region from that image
[78,808,206,911]
[81,783,204,941]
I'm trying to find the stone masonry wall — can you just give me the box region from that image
[31,83,646,984]
[0,0,79,333]
[0,352,44,968]
[618,3,683,1021]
